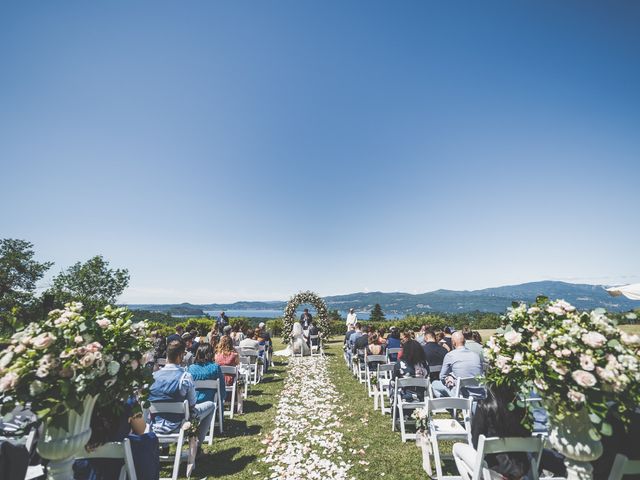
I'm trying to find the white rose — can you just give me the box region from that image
[621,332,640,346]
[74,335,84,344]
[80,352,96,368]
[107,361,120,376]
[581,332,607,348]
[96,318,111,328]
[504,330,522,346]
[572,369,597,388]
[513,352,524,363]
[579,354,595,371]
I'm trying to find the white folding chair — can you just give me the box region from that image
[76,438,138,480]
[194,379,224,442]
[453,434,543,480]
[365,354,387,397]
[386,347,401,363]
[353,349,367,383]
[392,377,431,442]
[309,334,322,356]
[147,400,194,480]
[608,454,640,480]
[453,377,480,397]
[424,397,473,480]
[375,363,395,414]
[239,349,260,384]
[219,365,240,418]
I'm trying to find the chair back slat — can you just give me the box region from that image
[473,435,543,480]
[366,355,387,363]
[396,377,430,389]
[427,397,472,412]
[77,441,125,460]
[608,454,640,480]
[194,380,220,390]
[149,400,188,416]
[220,366,237,375]
[429,364,442,373]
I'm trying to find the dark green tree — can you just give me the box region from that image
[0,239,53,332]
[328,309,343,322]
[370,303,385,322]
[48,255,129,316]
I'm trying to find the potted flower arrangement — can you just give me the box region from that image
[0,302,152,479]
[484,297,640,480]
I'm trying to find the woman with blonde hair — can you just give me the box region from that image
[215,335,243,413]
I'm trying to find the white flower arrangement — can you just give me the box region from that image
[281,291,329,343]
[0,302,152,430]
[484,297,640,436]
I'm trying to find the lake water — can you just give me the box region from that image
[202,309,405,320]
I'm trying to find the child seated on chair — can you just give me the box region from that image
[148,339,216,453]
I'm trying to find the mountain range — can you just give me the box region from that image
[126,280,639,316]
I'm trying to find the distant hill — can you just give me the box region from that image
[125,281,638,316]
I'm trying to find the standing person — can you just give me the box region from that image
[346,308,357,327]
[431,332,483,398]
[299,308,313,329]
[217,311,229,331]
[422,330,448,381]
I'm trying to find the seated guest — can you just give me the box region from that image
[353,325,370,354]
[344,323,356,348]
[422,329,448,381]
[443,326,454,350]
[239,329,260,350]
[415,325,428,345]
[462,326,484,363]
[307,320,319,347]
[215,336,243,413]
[74,397,155,480]
[366,333,385,356]
[181,333,195,366]
[188,343,224,406]
[206,323,219,344]
[148,339,216,450]
[377,327,387,345]
[166,325,184,344]
[386,327,402,361]
[435,330,451,352]
[431,332,483,398]
[230,324,244,346]
[346,323,364,365]
[453,383,533,480]
[392,339,430,402]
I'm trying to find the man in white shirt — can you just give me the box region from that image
[346,308,357,327]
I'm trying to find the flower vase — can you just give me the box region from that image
[547,407,603,480]
[37,395,99,480]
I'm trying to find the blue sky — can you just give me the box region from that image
[1,1,639,303]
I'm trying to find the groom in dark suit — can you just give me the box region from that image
[299,308,313,329]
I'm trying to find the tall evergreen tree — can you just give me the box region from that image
[370,303,385,322]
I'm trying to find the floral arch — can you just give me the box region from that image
[282,290,329,343]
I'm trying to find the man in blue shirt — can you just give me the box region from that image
[148,339,216,449]
[431,332,483,397]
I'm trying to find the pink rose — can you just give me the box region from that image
[567,390,585,403]
[31,332,56,350]
[86,342,103,353]
[572,369,597,388]
[80,353,96,368]
[0,372,19,392]
[504,330,522,346]
[96,319,111,328]
[74,335,84,344]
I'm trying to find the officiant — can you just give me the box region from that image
[299,308,313,329]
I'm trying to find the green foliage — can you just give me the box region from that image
[0,239,53,333]
[266,318,283,337]
[328,309,343,322]
[48,255,129,316]
[369,303,385,322]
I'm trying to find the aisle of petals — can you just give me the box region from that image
[261,355,353,480]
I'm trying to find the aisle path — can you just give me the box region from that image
[262,355,353,479]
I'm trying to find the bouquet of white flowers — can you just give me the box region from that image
[484,297,640,436]
[0,302,152,430]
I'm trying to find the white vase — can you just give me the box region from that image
[37,395,98,480]
[547,407,603,480]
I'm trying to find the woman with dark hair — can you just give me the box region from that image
[377,327,387,345]
[453,382,532,480]
[367,334,384,356]
[471,330,482,344]
[188,343,223,404]
[435,330,451,352]
[392,339,430,402]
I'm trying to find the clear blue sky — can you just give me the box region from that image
[1,1,639,303]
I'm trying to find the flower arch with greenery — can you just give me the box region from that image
[282,290,329,343]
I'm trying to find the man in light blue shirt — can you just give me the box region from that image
[431,332,483,397]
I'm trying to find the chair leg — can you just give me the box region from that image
[172,435,184,480]
[432,435,444,480]
[399,405,407,442]
[392,396,398,431]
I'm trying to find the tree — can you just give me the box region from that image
[48,255,129,315]
[328,309,343,322]
[0,239,53,332]
[369,303,386,322]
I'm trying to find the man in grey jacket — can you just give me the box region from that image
[431,332,483,397]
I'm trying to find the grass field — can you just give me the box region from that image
[168,325,640,478]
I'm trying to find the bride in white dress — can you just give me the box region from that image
[274,322,311,357]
